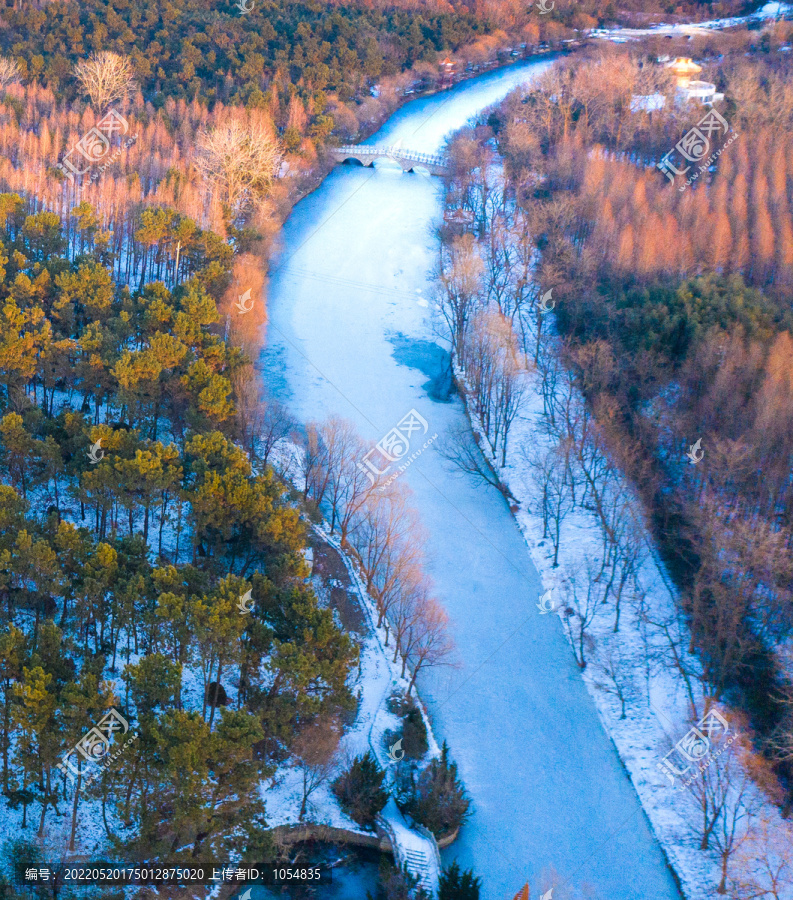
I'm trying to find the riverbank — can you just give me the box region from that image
[450,302,793,898]
[251,490,447,894]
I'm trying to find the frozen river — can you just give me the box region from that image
[261,60,682,900]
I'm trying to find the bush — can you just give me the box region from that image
[2,838,48,899]
[385,695,429,760]
[402,742,470,839]
[401,706,429,759]
[332,752,389,829]
[386,691,413,716]
[370,861,432,900]
[283,126,302,153]
[439,861,481,900]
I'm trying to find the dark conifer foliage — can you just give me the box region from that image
[439,861,482,900]
[332,751,389,828]
[0,0,487,103]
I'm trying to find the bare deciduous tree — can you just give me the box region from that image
[404,596,455,693]
[561,556,603,669]
[641,607,700,721]
[302,416,376,543]
[349,485,424,642]
[462,309,529,466]
[0,57,20,91]
[257,400,295,469]
[322,418,374,544]
[686,496,779,703]
[232,375,294,469]
[439,421,515,500]
[535,333,563,425]
[389,567,428,671]
[292,717,341,821]
[684,731,761,894]
[435,233,483,363]
[491,322,528,467]
[593,643,636,719]
[298,417,454,695]
[303,421,331,506]
[525,439,575,567]
[196,120,283,216]
[594,487,643,633]
[767,675,793,765]
[483,215,517,315]
[74,52,135,111]
[730,814,793,900]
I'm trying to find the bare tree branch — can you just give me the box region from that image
[0,57,20,91]
[439,421,515,501]
[74,52,135,111]
[196,120,283,216]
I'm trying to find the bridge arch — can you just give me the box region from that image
[338,155,367,168]
[330,145,449,176]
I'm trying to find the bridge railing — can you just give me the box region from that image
[376,813,405,869]
[333,145,447,168]
[413,823,442,875]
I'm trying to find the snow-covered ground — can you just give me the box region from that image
[261,516,442,896]
[592,0,791,41]
[261,59,682,900]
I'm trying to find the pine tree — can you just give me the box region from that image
[331,751,388,829]
[11,666,58,834]
[189,574,248,725]
[403,742,470,839]
[59,672,116,850]
[0,625,25,793]
[439,861,481,900]
[123,653,181,720]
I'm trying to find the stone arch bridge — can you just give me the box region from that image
[330,144,449,176]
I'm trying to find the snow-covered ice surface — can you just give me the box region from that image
[358,62,556,155]
[261,60,682,900]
